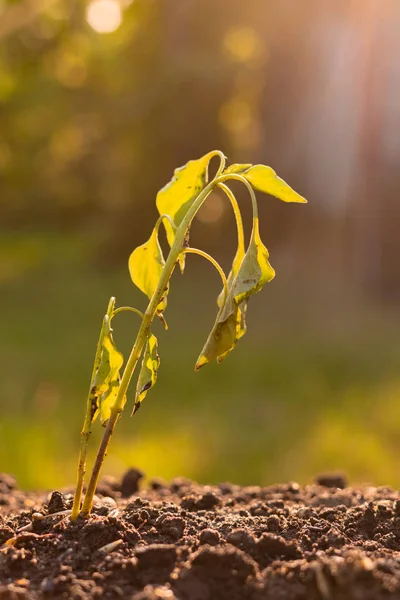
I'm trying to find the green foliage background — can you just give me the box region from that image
[2,234,400,490]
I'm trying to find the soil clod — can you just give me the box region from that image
[120,468,145,498]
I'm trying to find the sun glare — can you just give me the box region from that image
[86,0,122,34]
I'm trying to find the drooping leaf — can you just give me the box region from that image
[128,226,168,320]
[195,299,246,370]
[242,165,307,203]
[224,163,252,174]
[236,299,247,340]
[231,217,275,305]
[156,151,216,272]
[132,332,160,415]
[197,219,274,369]
[90,321,125,425]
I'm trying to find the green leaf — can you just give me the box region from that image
[242,165,307,203]
[156,151,216,272]
[224,163,252,174]
[231,217,275,305]
[132,332,160,415]
[90,320,125,425]
[128,226,168,320]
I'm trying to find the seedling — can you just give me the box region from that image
[71,151,307,519]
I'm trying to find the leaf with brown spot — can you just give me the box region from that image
[132,332,160,415]
[90,321,125,425]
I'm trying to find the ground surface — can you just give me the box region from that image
[1,471,400,599]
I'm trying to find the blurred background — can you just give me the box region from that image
[2,0,400,490]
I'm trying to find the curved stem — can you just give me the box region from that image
[184,248,228,303]
[155,213,177,233]
[216,173,258,218]
[113,306,144,319]
[218,183,245,253]
[210,150,226,179]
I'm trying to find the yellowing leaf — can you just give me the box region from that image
[156,151,215,271]
[90,324,124,425]
[224,163,252,174]
[132,333,160,415]
[128,227,168,319]
[195,300,246,370]
[236,300,247,340]
[197,219,273,369]
[99,378,126,426]
[231,218,275,305]
[243,165,307,203]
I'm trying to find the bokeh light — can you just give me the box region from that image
[86,0,122,34]
[219,98,253,134]
[196,192,225,224]
[223,26,262,63]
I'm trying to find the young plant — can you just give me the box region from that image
[71,151,307,520]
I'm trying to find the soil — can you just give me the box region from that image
[2,470,400,599]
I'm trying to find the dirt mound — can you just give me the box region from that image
[1,472,400,599]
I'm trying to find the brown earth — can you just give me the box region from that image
[1,470,400,599]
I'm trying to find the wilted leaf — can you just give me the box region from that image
[231,218,275,305]
[197,219,274,369]
[132,332,160,415]
[128,226,168,319]
[195,299,246,370]
[237,300,247,340]
[156,151,215,271]
[242,165,307,203]
[90,323,124,425]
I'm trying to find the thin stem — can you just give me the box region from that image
[184,248,228,303]
[71,298,115,520]
[218,183,245,254]
[113,306,144,319]
[211,150,226,178]
[216,173,258,218]
[155,213,177,233]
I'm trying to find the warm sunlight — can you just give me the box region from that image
[86,0,122,34]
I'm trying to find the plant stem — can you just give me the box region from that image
[113,307,144,319]
[216,173,259,218]
[184,248,228,302]
[71,298,115,520]
[79,181,219,517]
[218,183,245,254]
